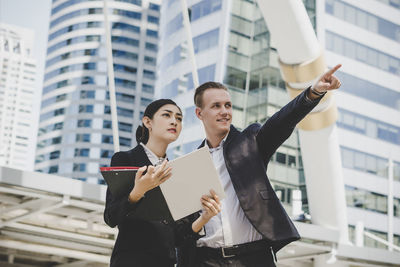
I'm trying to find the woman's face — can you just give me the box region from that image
[144,104,183,144]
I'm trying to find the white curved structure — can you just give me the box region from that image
[257,0,349,245]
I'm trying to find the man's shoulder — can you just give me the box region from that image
[241,123,262,135]
[226,123,261,143]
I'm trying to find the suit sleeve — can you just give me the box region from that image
[103,152,144,228]
[173,212,204,246]
[256,87,322,164]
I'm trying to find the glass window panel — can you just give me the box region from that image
[354,151,366,170]
[342,148,354,169]
[344,5,356,24]
[276,152,286,164]
[344,40,356,58]
[333,1,345,19]
[366,48,378,66]
[377,158,388,177]
[356,10,368,28]
[333,35,343,54]
[343,112,354,126]
[368,15,379,32]
[365,155,377,174]
[354,116,365,131]
[365,121,377,138]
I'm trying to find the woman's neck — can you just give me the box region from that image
[144,138,168,158]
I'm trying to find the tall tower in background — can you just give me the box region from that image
[35,0,160,183]
[156,0,400,249]
[0,23,38,171]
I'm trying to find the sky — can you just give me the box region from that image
[0,0,52,91]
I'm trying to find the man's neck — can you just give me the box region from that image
[206,131,229,148]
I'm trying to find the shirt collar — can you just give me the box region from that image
[140,142,165,166]
[205,135,228,152]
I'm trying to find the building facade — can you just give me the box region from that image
[0,23,38,171]
[35,0,160,183]
[156,0,400,249]
[320,0,400,248]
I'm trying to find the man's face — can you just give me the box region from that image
[195,88,232,139]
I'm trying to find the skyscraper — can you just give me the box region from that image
[156,0,400,249]
[0,23,38,171]
[35,0,161,183]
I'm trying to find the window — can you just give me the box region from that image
[103,120,112,129]
[80,90,95,99]
[149,3,160,11]
[337,108,400,145]
[144,56,156,66]
[49,165,58,173]
[145,42,157,51]
[193,29,219,53]
[341,147,388,177]
[326,32,400,75]
[143,70,155,79]
[147,16,159,24]
[77,119,92,128]
[102,135,113,144]
[101,149,114,158]
[52,137,62,144]
[76,134,91,142]
[73,163,86,172]
[141,97,152,106]
[146,29,158,38]
[142,83,154,93]
[50,151,60,160]
[326,0,400,42]
[78,105,93,113]
[191,0,222,21]
[119,122,132,132]
[120,137,131,146]
[75,148,89,157]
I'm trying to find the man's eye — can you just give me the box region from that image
[176,117,182,122]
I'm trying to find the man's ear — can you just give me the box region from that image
[195,107,202,120]
[142,116,151,129]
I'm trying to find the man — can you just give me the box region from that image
[182,65,342,266]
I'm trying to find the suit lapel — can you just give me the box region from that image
[128,145,153,167]
[197,125,240,149]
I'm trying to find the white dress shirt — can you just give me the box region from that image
[196,138,263,248]
[140,143,165,166]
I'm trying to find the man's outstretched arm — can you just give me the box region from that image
[256,64,343,163]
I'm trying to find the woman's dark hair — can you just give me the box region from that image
[135,99,181,144]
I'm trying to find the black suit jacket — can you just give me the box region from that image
[104,145,200,267]
[196,88,321,253]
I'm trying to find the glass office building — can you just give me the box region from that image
[0,23,38,171]
[35,0,161,183]
[156,0,400,248]
[322,0,400,248]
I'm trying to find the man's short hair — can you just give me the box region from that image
[194,81,228,107]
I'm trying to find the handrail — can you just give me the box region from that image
[364,231,400,253]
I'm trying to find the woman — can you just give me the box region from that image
[104,99,221,267]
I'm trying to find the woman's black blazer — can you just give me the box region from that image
[104,145,199,267]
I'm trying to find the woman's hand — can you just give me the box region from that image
[192,190,221,232]
[128,160,172,203]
